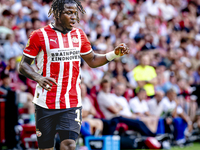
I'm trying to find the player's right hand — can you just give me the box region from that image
[37,77,57,91]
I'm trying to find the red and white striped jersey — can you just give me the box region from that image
[23,24,92,109]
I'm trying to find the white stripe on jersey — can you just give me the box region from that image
[23,52,36,58]
[65,31,73,108]
[55,31,64,109]
[41,28,51,104]
[36,50,44,75]
[76,29,82,107]
[80,49,93,55]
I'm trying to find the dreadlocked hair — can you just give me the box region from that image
[48,0,86,23]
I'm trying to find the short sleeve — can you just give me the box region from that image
[23,31,41,58]
[79,29,92,55]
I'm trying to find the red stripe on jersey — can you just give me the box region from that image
[46,27,60,49]
[59,62,70,109]
[44,26,60,109]
[42,26,53,78]
[46,62,60,109]
[39,28,47,93]
[62,34,69,48]
[69,61,79,107]
[71,30,79,47]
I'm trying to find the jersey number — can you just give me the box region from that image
[75,109,81,126]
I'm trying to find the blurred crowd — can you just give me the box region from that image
[1,0,200,148]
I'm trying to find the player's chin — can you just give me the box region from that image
[68,25,74,30]
[65,25,73,31]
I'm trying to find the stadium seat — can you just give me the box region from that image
[18,108,29,115]
[20,124,38,149]
[124,88,135,102]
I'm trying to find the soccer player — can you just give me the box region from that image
[19,0,129,150]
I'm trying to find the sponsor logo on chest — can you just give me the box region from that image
[50,48,81,62]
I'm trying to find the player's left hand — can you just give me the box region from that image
[114,43,130,56]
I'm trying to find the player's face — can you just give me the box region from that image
[60,3,77,30]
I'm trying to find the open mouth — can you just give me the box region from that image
[70,22,75,27]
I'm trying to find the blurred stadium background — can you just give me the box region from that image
[0,0,200,149]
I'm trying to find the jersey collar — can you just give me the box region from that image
[49,23,72,34]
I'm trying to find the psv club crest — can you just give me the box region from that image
[72,36,79,43]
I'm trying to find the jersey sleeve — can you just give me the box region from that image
[23,31,41,58]
[79,29,92,55]
[150,67,157,79]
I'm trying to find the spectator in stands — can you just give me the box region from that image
[159,0,176,21]
[81,83,103,135]
[0,72,18,149]
[32,0,49,22]
[129,88,158,133]
[161,89,193,132]
[155,63,167,89]
[1,0,200,147]
[177,78,191,113]
[81,61,95,89]
[162,71,180,94]
[112,82,136,119]
[148,90,175,134]
[141,34,157,51]
[191,51,200,71]
[0,56,6,80]
[189,95,198,123]
[97,79,156,136]
[3,34,23,61]
[148,90,165,117]
[133,54,157,97]
[97,79,122,120]
[176,77,197,122]
[15,9,31,26]
[195,109,200,130]
[4,57,27,91]
[3,57,35,124]
[11,0,30,15]
[0,72,11,91]
[32,18,42,30]
[193,65,200,85]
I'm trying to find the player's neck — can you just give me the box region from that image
[53,21,71,34]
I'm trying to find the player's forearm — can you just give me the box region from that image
[19,62,41,83]
[85,53,109,68]
[82,44,129,68]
